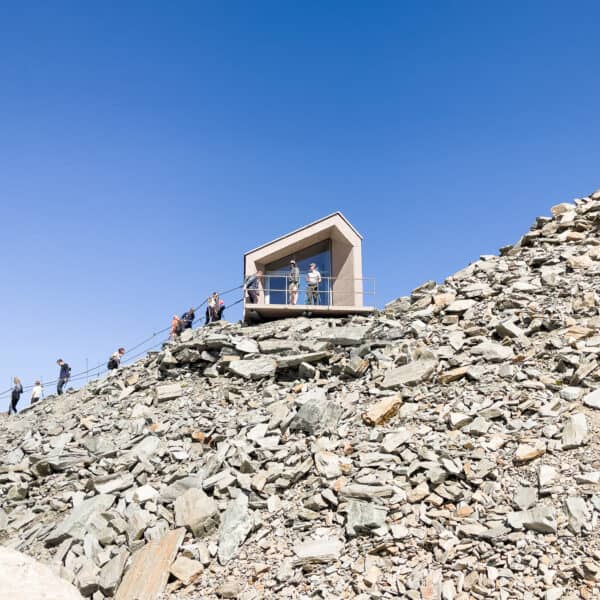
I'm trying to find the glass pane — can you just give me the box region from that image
[264,240,332,305]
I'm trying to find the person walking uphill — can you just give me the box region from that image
[288,260,300,305]
[170,315,182,339]
[181,308,195,330]
[306,263,322,305]
[8,377,23,415]
[31,381,43,405]
[56,359,71,395]
[107,348,125,370]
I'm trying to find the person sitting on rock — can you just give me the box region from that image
[107,347,125,370]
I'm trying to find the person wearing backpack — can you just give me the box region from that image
[244,271,263,304]
[181,308,195,330]
[56,359,71,395]
[107,347,125,370]
[8,377,23,415]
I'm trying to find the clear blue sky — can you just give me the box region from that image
[1,1,599,400]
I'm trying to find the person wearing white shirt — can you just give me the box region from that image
[306,263,322,305]
[31,381,43,405]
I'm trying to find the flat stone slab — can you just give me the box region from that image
[228,358,277,380]
[46,494,115,546]
[156,383,182,402]
[317,325,369,346]
[293,538,343,565]
[115,528,185,600]
[380,359,437,389]
[583,388,600,409]
[218,493,253,565]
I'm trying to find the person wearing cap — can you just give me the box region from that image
[306,262,322,305]
[288,259,300,305]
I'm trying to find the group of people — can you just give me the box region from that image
[6,351,128,416]
[244,261,323,305]
[169,294,226,339]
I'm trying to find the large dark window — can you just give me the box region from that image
[264,240,332,305]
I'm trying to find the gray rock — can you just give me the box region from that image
[99,548,129,596]
[290,392,343,435]
[156,383,182,401]
[217,493,252,565]
[158,476,205,504]
[317,325,368,346]
[469,341,514,362]
[507,505,556,533]
[562,413,588,449]
[565,496,589,534]
[445,299,476,314]
[175,488,220,538]
[46,495,115,547]
[346,499,387,537]
[293,538,343,564]
[514,485,537,510]
[583,388,600,409]
[228,358,277,379]
[380,359,437,389]
[496,320,525,339]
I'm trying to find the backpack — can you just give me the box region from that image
[107,357,118,370]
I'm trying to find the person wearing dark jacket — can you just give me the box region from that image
[8,377,23,415]
[56,359,71,395]
[181,308,195,330]
[107,348,125,370]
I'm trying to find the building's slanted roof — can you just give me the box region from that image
[244,211,362,257]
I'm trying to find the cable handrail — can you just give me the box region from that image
[1,284,245,403]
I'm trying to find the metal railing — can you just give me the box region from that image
[244,274,376,307]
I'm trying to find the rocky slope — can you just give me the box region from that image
[3,190,600,599]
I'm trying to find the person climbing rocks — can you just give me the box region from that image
[30,381,43,405]
[181,307,195,330]
[8,377,23,415]
[56,359,71,395]
[107,347,125,370]
[205,292,219,325]
[170,315,182,339]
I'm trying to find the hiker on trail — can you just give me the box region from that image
[288,259,300,305]
[8,377,23,415]
[170,315,182,339]
[56,359,71,395]
[306,263,322,305]
[31,381,43,405]
[205,292,220,325]
[244,270,263,304]
[107,347,125,370]
[181,307,195,330]
[217,299,225,321]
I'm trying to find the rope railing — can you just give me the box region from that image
[1,284,245,404]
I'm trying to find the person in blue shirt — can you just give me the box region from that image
[56,359,71,395]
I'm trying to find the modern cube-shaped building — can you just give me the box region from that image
[243,212,374,322]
